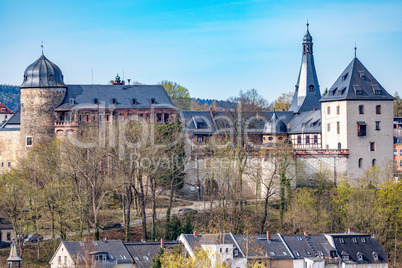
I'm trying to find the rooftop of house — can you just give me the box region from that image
[0,103,14,114]
[281,234,337,259]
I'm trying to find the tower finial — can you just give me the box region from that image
[354,42,357,58]
[306,19,309,30]
[41,41,44,55]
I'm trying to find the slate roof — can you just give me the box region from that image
[21,54,66,88]
[0,103,14,114]
[60,240,133,265]
[289,26,321,113]
[326,233,388,264]
[180,111,216,135]
[282,234,336,259]
[181,233,242,254]
[320,57,394,102]
[124,241,179,268]
[262,112,287,134]
[233,234,293,259]
[55,84,178,111]
[0,110,20,129]
[287,110,321,134]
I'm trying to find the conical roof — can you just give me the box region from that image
[263,113,287,134]
[21,54,65,88]
[320,57,394,102]
[7,241,22,262]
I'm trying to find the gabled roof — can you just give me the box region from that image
[281,234,336,259]
[326,233,388,264]
[124,241,179,268]
[288,110,321,134]
[0,103,14,114]
[233,234,293,259]
[320,57,394,102]
[180,111,216,135]
[60,240,133,264]
[56,84,178,111]
[1,110,20,129]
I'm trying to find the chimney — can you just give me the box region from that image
[141,239,145,242]
[155,239,158,241]
[193,230,198,237]
[304,232,308,236]
[103,237,108,241]
[127,79,131,85]
[348,228,354,233]
[160,238,165,249]
[267,231,271,241]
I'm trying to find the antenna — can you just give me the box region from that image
[41,41,44,55]
[354,42,357,58]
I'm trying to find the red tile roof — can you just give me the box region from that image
[0,103,14,114]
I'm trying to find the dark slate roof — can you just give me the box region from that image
[288,110,321,134]
[262,112,287,134]
[282,234,336,259]
[233,234,293,259]
[289,26,321,113]
[21,54,66,88]
[320,57,394,102]
[56,84,178,111]
[124,241,179,268]
[180,111,216,135]
[328,234,388,264]
[0,223,13,230]
[61,240,133,265]
[1,110,20,128]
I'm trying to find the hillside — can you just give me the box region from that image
[0,84,20,112]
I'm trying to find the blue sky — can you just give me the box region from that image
[0,0,401,102]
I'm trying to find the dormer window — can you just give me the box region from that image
[69,98,74,105]
[132,98,137,105]
[352,238,358,243]
[361,237,366,243]
[150,98,156,105]
[357,252,363,261]
[48,74,54,81]
[111,98,117,105]
[93,98,99,105]
[342,255,349,261]
[359,71,366,80]
[340,238,345,244]
[23,75,28,82]
[342,73,349,81]
[340,87,347,95]
[308,85,314,92]
[354,85,363,95]
[372,252,379,261]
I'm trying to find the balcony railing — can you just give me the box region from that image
[296,149,349,158]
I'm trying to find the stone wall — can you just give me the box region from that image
[0,129,20,174]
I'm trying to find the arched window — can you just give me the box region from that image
[372,159,376,166]
[48,74,54,81]
[338,142,341,149]
[132,98,137,105]
[308,85,314,92]
[358,158,363,168]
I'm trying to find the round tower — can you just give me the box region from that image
[19,54,66,156]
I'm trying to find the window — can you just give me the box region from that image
[111,98,117,105]
[400,149,402,155]
[65,256,67,264]
[225,248,228,253]
[306,136,310,144]
[151,98,156,104]
[157,113,162,123]
[376,105,381,114]
[69,98,74,105]
[1,162,3,167]
[327,123,330,132]
[327,106,331,114]
[106,114,110,121]
[308,85,314,92]
[197,136,203,142]
[338,142,341,149]
[359,158,363,168]
[357,253,363,261]
[342,255,349,261]
[352,238,358,243]
[58,256,61,264]
[306,251,311,255]
[336,106,340,115]
[357,122,366,136]
[394,149,398,156]
[297,135,301,144]
[359,105,364,114]
[359,70,366,80]
[6,232,11,240]
[375,121,380,130]
[7,162,10,167]
[342,73,348,81]
[93,98,99,105]
[314,135,318,144]
[48,74,54,81]
[337,122,340,134]
[27,136,33,146]
[400,160,402,167]
[372,159,376,166]
[164,114,169,123]
[220,248,222,253]
[361,237,366,243]
[132,98,137,105]
[234,249,239,256]
[373,253,379,261]
[86,115,89,122]
[370,142,375,151]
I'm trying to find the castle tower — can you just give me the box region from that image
[320,56,394,180]
[19,54,66,156]
[289,23,321,113]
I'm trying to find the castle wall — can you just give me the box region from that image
[19,87,66,156]
[0,129,20,174]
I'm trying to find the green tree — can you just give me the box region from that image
[159,80,191,110]
[394,91,402,117]
[272,92,293,111]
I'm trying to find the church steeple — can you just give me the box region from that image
[289,23,321,113]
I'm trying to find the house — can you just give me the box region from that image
[0,212,15,243]
[0,102,15,125]
[49,239,133,268]
[324,229,388,268]
[178,232,247,268]
[123,239,179,268]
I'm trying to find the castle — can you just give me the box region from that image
[0,24,394,186]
